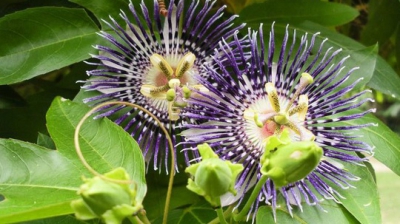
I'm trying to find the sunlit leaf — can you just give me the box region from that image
[0,139,83,222]
[0,97,146,223]
[239,0,359,26]
[256,200,358,223]
[341,113,400,176]
[336,162,381,224]
[46,97,147,201]
[0,7,101,85]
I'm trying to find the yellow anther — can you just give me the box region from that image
[284,121,301,135]
[150,53,173,78]
[296,95,309,121]
[140,84,167,99]
[285,73,313,112]
[176,52,196,78]
[301,72,313,85]
[265,83,280,113]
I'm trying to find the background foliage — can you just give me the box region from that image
[0,0,399,223]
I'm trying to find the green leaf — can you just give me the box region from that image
[0,139,83,223]
[143,184,199,222]
[367,56,400,98]
[37,132,56,150]
[0,7,101,85]
[70,0,154,30]
[239,0,359,27]
[46,97,147,201]
[256,200,359,224]
[341,113,400,176]
[242,21,400,98]
[360,0,400,46]
[336,162,381,224]
[333,44,377,90]
[21,214,98,224]
[0,97,146,223]
[153,201,215,224]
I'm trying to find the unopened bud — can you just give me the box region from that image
[71,167,142,223]
[185,143,243,206]
[261,130,323,188]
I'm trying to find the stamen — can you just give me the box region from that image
[285,73,313,111]
[265,83,280,112]
[150,53,173,79]
[140,84,168,99]
[176,52,196,78]
[288,95,308,121]
[150,84,169,94]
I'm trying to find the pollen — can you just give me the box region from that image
[140,52,208,121]
[244,73,315,142]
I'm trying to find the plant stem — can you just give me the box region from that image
[209,204,234,224]
[137,209,151,224]
[216,206,228,224]
[234,175,269,221]
[128,216,143,224]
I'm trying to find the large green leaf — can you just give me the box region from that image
[239,0,359,27]
[46,97,147,200]
[241,21,400,98]
[336,162,381,224]
[367,56,400,98]
[256,200,359,224]
[0,7,101,85]
[342,113,400,176]
[0,97,146,223]
[360,0,400,46]
[0,139,83,223]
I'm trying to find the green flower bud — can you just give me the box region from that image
[261,130,323,188]
[185,143,243,206]
[71,167,142,223]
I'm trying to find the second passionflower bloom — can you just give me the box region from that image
[181,25,375,220]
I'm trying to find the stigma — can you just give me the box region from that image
[140,52,207,121]
[244,73,315,141]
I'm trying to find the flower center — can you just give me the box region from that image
[244,73,315,142]
[140,52,206,121]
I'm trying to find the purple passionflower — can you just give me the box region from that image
[181,25,375,220]
[81,0,245,172]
